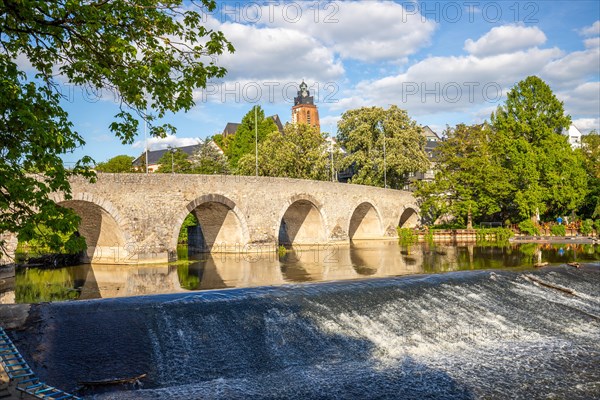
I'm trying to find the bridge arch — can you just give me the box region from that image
[348,201,383,240]
[172,194,250,252]
[50,193,132,263]
[278,194,328,245]
[398,204,420,228]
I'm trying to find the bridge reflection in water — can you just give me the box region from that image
[9,242,600,303]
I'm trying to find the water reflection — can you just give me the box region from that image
[5,242,600,304]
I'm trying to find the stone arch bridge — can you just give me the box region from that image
[6,174,420,264]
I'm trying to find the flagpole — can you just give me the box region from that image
[144,115,148,174]
[255,106,258,177]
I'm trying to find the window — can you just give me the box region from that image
[307,110,311,124]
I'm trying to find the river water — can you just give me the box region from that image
[5,242,600,399]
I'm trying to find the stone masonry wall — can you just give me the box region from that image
[54,174,419,263]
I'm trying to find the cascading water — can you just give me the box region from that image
[10,265,600,399]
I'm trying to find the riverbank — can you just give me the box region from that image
[510,235,598,244]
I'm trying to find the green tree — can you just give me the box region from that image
[1,1,233,253]
[579,130,600,218]
[225,106,278,169]
[237,123,340,180]
[491,76,587,220]
[95,155,135,173]
[156,148,192,173]
[337,105,429,188]
[416,124,511,226]
[417,76,588,226]
[190,138,230,175]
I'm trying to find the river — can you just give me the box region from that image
[4,241,600,399]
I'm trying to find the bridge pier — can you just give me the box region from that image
[0,233,18,265]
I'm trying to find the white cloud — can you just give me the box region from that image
[132,135,201,151]
[579,20,600,37]
[260,1,437,62]
[464,25,547,57]
[319,115,341,128]
[558,81,600,116]
[214,21,344,82]
[330,47,563,115]
[584,37,600,48]
[542,46,600,88]
[572,118,600,133]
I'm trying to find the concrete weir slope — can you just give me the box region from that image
[43,174,420,264]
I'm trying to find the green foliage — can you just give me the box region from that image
[416,123,509,225]
[550,224,566,236]
[177,262,200,290]
[417,76,588,226]
[475,227,514,243]
[430,222,466,229]
[581,219,594,235]
[15,267,80,303]
[518,243,540,257]
[424,229,434,243]
[178,213,199,244]
[95,155,135,173]
[337,105,429,188]
[156,148,193,173]
[190,138,230,175]
[225,106,279,169]
[491,76,587,220]
[579,131,600,219]
[16,221,87,257]
[238,123,340,180]
[518,220,540,236]
[0,1,233,253]
[278,245,288,258]
[397,227,417,244]
[212,134,225,150]
[594,220,600,234]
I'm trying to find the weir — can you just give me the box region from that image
[6,266,600,399]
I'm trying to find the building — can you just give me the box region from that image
[565,124,582,149]
[291,81,320,132]
[422,125,442,141]
[132,143,201,172]
[405,126,443,190]
[221,115,284,137]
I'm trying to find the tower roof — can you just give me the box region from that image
[294,81,314,106]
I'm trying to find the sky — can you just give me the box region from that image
[53,0,600,165]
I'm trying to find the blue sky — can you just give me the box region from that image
[52,1,600,165]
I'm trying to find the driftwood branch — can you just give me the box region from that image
[79,373,147,387]
[523,274,576,296]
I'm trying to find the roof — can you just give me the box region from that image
[222,122,241,137]
[422,125,441,141]
[132,143,202,166]
[221,114,284,137]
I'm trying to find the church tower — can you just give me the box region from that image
[291,81,320,132]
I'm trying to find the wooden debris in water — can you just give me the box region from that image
[523,274,576,296]
[79,373,146,387]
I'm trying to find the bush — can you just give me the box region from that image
[595,220,600,234]
[581,219,594,235]
[518,220,540,236]
[397,227,417,244]
[550,224,566,236]
[475,227,514,243]
[430,222,466,229]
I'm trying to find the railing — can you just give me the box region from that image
[0,327,81,399]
